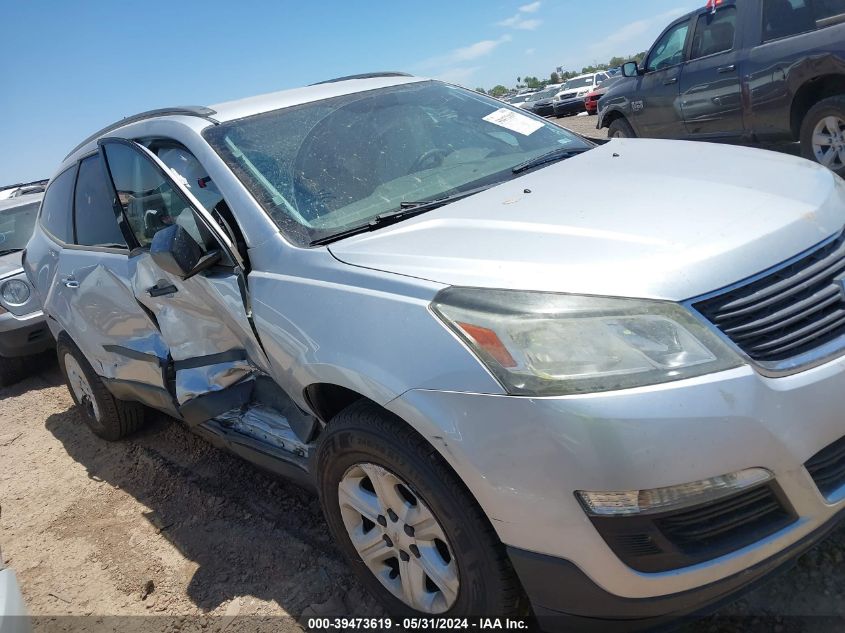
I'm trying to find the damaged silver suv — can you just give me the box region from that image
[26,73,845,630]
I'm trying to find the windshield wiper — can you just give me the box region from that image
[0,247,23,257]
[309,185,493,246]
[511,147,591,174]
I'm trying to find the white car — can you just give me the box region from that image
[553,71,610,116]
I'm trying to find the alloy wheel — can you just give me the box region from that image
[63,353,101,422]
[338,462,459,613]
[812,116,845,170]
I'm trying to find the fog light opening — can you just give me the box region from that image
[576,468,774,516]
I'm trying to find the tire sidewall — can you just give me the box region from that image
[57,340,120,440]
[800,97,845,177]
[316,418,503,618]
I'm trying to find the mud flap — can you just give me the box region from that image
[179,377,255,426]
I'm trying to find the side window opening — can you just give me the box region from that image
[74,153,127,248]
[151,142,247,263]
[690,7,737,59]
[39,166,76,243]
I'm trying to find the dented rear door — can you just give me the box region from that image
[46,153,177,414]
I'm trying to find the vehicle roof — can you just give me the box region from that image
[0,192,43,212]
[61,73,429,166]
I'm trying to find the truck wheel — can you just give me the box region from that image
[0,356,25,388]
[316,400,524,618]
[57,339,145,441]
[801,96,845,176]
[608,117,636,139]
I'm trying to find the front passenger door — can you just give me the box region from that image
[631,19,691,138]
[100,138,270,424]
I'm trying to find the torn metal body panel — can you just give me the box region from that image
[216,405,310,458]
[129,250,269,406]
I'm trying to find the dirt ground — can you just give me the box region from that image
[2,358,844,633]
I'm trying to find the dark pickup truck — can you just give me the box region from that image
[597,0,845,175]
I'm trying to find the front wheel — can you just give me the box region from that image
[608,117,636,139]
[316,401,524,618]
[801,96,845,176]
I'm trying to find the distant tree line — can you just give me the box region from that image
[477,51,647,98]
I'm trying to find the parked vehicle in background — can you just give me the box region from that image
[0,193,51,386]
[24,72,845,630]
[0,180,47,201]
[504,93,531,108]
[553,72,610,117]
[522,85,563,117]
[585,77,624,115]
[598,0,845,174]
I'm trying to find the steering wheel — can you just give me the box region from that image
[408,148,449,174]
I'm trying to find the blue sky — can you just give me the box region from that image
[1,0,697,184]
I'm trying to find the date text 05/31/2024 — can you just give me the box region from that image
[307,618,530,630]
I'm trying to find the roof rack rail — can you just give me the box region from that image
[310,72,413,86]
[64,106,218,160]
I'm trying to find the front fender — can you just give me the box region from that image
[247,241,504,414]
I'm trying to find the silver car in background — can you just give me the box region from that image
[0,194,51,386]
[23,73,845,630]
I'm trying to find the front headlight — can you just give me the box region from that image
[431,288,743,396]
[1,279,31,306]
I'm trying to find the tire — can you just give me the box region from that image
[608,117,636,139]
[800,95,845,177]
[316,400,524,619]
[0,356,25,387]
[57,338,145,441]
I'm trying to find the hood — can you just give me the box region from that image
[0,251,23,280]
[329,139,845,301]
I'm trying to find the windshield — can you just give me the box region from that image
[205,81,591,246]
[0,200,39,252]
[563,76,594,90]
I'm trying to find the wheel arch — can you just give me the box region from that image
[790,74,845,140]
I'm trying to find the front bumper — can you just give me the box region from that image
[532,104,555,117]
[510,508,844,630]
[553,98,586,116]
[0,310,52,358]
[386,357,845,607]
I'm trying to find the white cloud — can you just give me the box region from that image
[436,66,482,85]
[587,8,687,60]
[417,34,512,69]
[498,2,543,29]
[525,48,536,56]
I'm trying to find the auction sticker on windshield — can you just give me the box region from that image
[483,108,544,135]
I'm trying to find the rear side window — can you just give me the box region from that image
[815,0,845,22]
[763,0,816,40]
[40,167,76,243]
[74,154,127,248]
[690,8,737,59]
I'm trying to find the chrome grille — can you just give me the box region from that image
[693,234,845,362]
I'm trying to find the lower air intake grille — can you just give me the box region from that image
[589,484,797,573]
[806,435,845,498]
